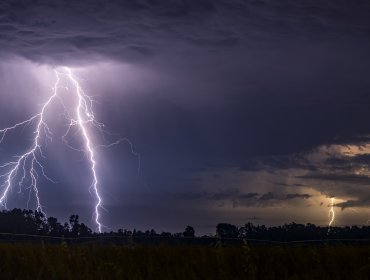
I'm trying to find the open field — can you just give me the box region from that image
[0,243,370,279]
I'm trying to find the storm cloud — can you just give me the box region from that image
[1,0,370,232]
[1,0,370,64]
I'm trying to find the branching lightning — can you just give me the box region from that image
[328,197,335,232]
[0,67,132,232]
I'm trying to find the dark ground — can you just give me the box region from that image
[1,243,370,280]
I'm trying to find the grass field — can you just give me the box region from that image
[0,243,370,279]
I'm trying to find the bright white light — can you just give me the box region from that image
[328,197,335,232]
[0,66,136,232]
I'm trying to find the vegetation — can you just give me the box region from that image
[1,209,370,279]
[0,243,369,279]
[1,209,370,244]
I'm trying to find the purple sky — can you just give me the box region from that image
[1,0,370,233]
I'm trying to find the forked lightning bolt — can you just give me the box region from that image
[328,197,335,232]
[64,68,103,232]
[0,67,130,232]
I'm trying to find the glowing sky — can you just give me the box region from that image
[1,0,370,233]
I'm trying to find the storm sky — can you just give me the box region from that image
[1,0,370,233]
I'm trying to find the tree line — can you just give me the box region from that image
[1,209,370,242]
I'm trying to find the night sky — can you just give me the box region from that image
[1,0,370,234]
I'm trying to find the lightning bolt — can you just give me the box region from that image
[0,67,132,232]
[64,67,104,232]
[328,197,335,232]
[0,74,60,215]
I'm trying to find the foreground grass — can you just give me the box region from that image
[0,243,370,279]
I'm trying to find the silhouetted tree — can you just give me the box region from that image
[47,217,66,236]
[69,215,92,237]
[216,223,239,238]
[183,226,195,237]
[161,232,172,237]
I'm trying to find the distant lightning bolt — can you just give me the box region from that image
[328,197,335,232]
[0,67,132,232]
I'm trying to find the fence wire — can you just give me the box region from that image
[0,232,370,245]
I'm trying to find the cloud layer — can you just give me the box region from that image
[1,0,370,64]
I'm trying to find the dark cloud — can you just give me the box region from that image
[297,173,370,184]
[336,199,370,209]
[240,193,259,199]
[1,0,370,63]
[323,153,370,172]
[285,193,311,200]
[276,183,305,187]
[175,190,312,209]
[258,155,318,171]
[258,192,275,201]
